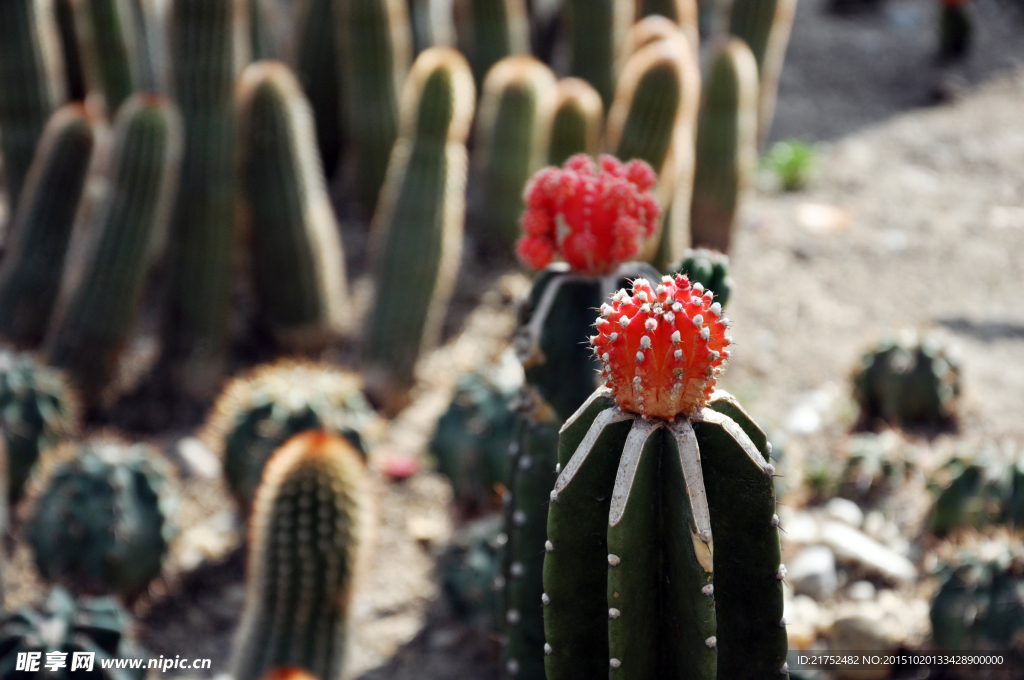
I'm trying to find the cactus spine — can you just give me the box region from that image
[55,0,87,101]
[364,48,475,399]
[563,0,634,108]
[293,0,344,178]
[77,0,141,115]
[337,0,412,213]
[46,95,181,404]
[458,0,530,87]
[547,78,603,167]
[471,56,556,249]
[0,0,66,216]
[231,432,371,680]
[689,39,759,254]
[238,61,347,352]
[0,105,95,346]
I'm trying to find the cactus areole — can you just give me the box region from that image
[517,154,660,276]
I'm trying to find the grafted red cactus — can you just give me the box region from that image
[517,154,660,276]
[592,274,731,419]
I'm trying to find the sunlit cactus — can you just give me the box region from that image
[670,247,733,308]
[547,78,603,167]
[562,0,634,107]
[231,431,372,680]
[456,0,530,87]
[293,0,344,177]
[76,0,142,115]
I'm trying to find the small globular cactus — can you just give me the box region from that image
[670,247,733,308]
[562,0,634,108]
[230,431,372,680]
[931,550,1024,651]
[928,448,1024,535]
[540,275,787,680]
[24,439,177,598]
[547,78,603,167]
[237,61,348,352]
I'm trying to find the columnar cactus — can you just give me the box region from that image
[76,0,141,115]
[237,61,348,352]
[931,551,1024,651]
[293,0,344,178]
[0,0,65,216]
[24,439,177,597]
[547,78,603,167]
[637,0,699,50]
[162,0,240,399]
[0,350,79,504]
[670,248,733,308]
[364,47,475,401]
[562,0,634,107]
[728,0,797,145]
[929,449,1024,535]
[337,0,412,213]
[46,95,182,404]
[231,431,372,680]
[248,0,273,61]
[689,39,759,254]
[457,0,530,87]
[471,55,556,250]
[0,105,95,347]
[55,0,87,101]
[541,275,788,680]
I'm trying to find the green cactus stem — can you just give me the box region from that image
[470,55,556,249]
[931,550,1024,651]
[689,39,758,254]
[0,0,66,216]
[562,0,634,108]
[670,248,733,308]
[248,0,273,61]
[293,0,344,178]
[237,61,348,352]
[77,0,141,115]
[55,0,87,101]
[364,47,476,403]
[728,0,797,145]
[456,0,530,87]
[25,439,177,597]
[162,0,240,399]
[547,78,603,167]
[46,94,182,405]
[0,105,95,347]
[230,431,371,680]
[337,0,412,213]
[637,0,699,50]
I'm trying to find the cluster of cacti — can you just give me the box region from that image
[24,439,177,598]
[231,431,372,680]
[853,331,962,428]
[541,274,788,679]
[931,549,1024,651]
[929,448,1024,535]
[203,360,374,509]
[0,587,146,680]
[670,247,733,308]
[237,61,347,352]
[364,47,475,401]
[439,514,504,633]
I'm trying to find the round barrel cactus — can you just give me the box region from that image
[932,549,1024,651]
[669,248,733,308]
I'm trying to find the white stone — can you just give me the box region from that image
[825,497,864,528]
[821,521,917,583]
[787,545,837,600]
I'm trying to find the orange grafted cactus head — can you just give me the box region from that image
[592,274,731,419]
[516,154,661,276]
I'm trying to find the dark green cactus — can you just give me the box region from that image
[670,248,733,308]
[0,105,95,347]
[25,439,177,597]
[457,0,530,87]
[203,360,374,509]
[0,0,65,216]
[0,350,79,505]
[337,0,412,213]
[46,94,182,404]
[547,78,603,167]
[364,47,476,402]
[55,0,87,101]
[562,0,634,107]
[248,0,274,61]
[162,0,240,399]
[853,331,962,428]
[471,55,555,249]
[689,39,759,254]
[293,0,344,178]
[231,431,371,680]
[929,448,1024,535]
[0,587,145,680]
[237,61,347,352]
[77,0,141,115]
[931,551,1024,651]
[439,514,504,634]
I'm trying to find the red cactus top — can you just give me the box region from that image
[591,275,731,419]
[516,154,661,276]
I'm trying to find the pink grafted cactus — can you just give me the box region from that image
[516,154,661,276]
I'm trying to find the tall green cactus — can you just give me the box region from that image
[457,0,530,87]
[0,0,65,216]
[637,0,699,50]
[547,78,603,167]
[293,0,344,178]
[231,431,371,680]
[562,0,634,108]
[0,105,95,347]
[364,47,475,403]
[162,0,239,399]
[337,0,412,213]
[689,39,759,254]
[238,61,347,352]
[46,94,181,404]
[55,0,87,101]
[77,0,141,115]
[728,0,797,145]
[542,275,788,680]
[471,55,556,249]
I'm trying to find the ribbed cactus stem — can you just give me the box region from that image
[238,61,347,352]
[637,0,698,51]
[338,0,411,213]
[0,105,95,347]
[690,39,759,254]
[0,0,66,216]
[54,0,87,101]
[728,0,797,145]
[231,432,371,680]
[46,95,181,403]
[459,0,529,87]
[547,78,603,167]
[471,55,556,249]
[293,0,343,178]
[364,47,475,402]
[77,0,140,115]
[563,0,634,108]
